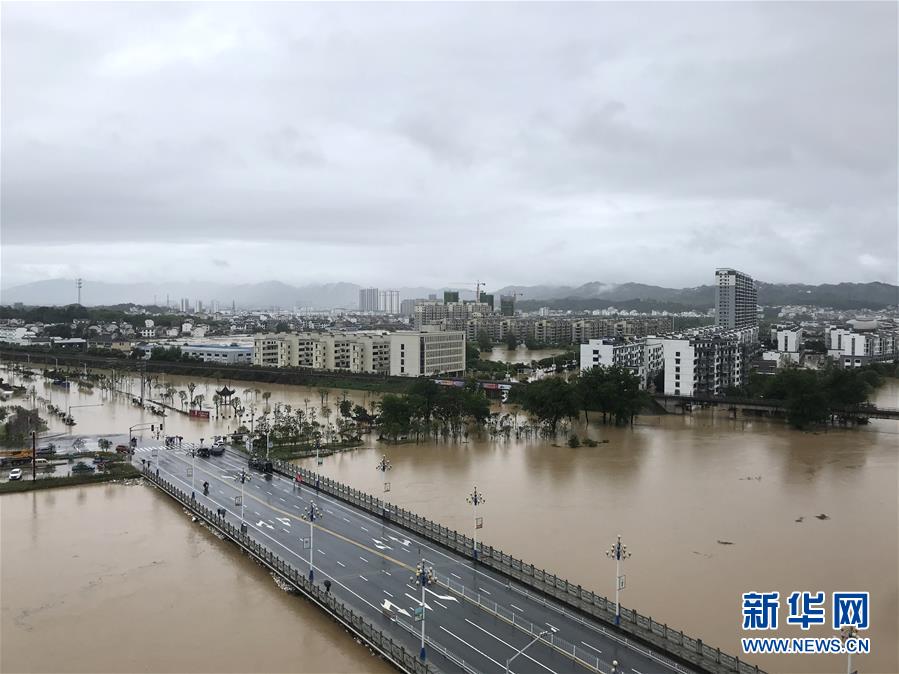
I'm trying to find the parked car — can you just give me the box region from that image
[71,462,96,473]
[8,468,23,481]
[115,444,130,454]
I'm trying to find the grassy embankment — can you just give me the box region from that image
[0,456,140,494]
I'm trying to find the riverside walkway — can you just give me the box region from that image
[135,444,762,674]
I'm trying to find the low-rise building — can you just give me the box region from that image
[579,337,664,389]
[181,343,253,364]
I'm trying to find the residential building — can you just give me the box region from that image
[826,325,898,367]
[715,268,758,331]
[500,295,515,316]
[660,326,756,396]
[379,290,400,314]
[443,291,460,304]
[400,298,418,316]
[389,329,466,377]
[359,288,380,312]
[579,337,664,389]
[480,293,495,311]
[181,343,253,364]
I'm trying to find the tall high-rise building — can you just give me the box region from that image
[443,290,460,304]
[480,293,495,311]
[715,269,758,330]
[379,290,400,314]
[359,288,380,312]
[500,295,516,316]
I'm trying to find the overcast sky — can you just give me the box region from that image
[2,2,896,291]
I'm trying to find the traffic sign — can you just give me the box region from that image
[618,574,626,591]
[413,606,424,623]
[475,516,483,530]
[234,496,242,507]
[186,467,193,477]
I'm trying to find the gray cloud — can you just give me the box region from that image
[1,2,896,289]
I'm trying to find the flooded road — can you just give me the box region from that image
[0,482,394,674]
[1,364,896,673]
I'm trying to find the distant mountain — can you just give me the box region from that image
[1,278,894,310]
[497,281,897,310]
[0,279,476,309]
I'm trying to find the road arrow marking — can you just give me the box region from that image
[380,599,410,617]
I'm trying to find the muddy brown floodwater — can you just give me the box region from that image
[1,483,394,674]
[1,364,897,674]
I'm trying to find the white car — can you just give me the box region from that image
[8,468,23,481]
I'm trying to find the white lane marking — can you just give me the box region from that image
[360,526,369,532]
[439,626,505,669]
[383,590,394,598]
[465,619,559,674]
[383,570,391,576]
[256,520,274,530]
[479,588,492,596]
[632,670,642,674]
[218,490,224,495]
[266,491,273,495]
[317,549,326,555]
[425,588,458,602]
[451,572,463,580]
[359,556,369,563]
[545,622,559,632]
[435,600,448,609]
[511,604,524,612]
[380,599,410,617]
[581,641,602,655]
[404,593,432,610]
[406,584,417,592]
[279,497,286,502]
[276,517,290,526]
[254,511,262,516]
[337,561,346,568]
[343,517,350,523]
[282,528,290,533]
[359,575,369,582]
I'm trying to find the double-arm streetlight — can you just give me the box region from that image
[411,559,435,660]
[376,454,392,492]
[236,468,249,533]
[301,501,323,581]
[605,534,631,625]
[466,486,486,560]
[505,630,549,674]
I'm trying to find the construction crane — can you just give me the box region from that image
[448,280,486,302]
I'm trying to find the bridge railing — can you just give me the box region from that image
[141,467,443,674]
[273,458,764,674]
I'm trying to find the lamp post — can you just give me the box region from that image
[301,501,323,581]
[505,630,549,673]
[66,402,103,427]
[237,468,249,533]
[840,625,858,674]
[605,534,631,625]
[466,486,486,560]
[411,559,435,660]
[376,454,392,492]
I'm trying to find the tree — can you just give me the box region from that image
[505,332,518,350]
[517,378,580,435]
[178,391,188,409]
[477,330,493,352]
[339,399,353,417]
[262,391,272,409]
[0,406,47,447]
[377,395,413,442]
[274,321,290,333]
[98,438,112,451]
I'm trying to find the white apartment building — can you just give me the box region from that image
[253,331,396,374]
[579,338,664,389]
[379,290,401,315]
[826,325,898,367]
[389,329,466,377]
[358,288,380,312]
[660,326,755,396]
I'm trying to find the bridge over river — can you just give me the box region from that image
[654,394,899,420]
[134,444,764,674]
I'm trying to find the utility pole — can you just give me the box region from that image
[606,534,631,625]
[466,486,486,560]
[411,559,435,660]
[31,431,36,481]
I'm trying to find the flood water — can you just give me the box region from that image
[481,345,567,363]
[1,363,897,674]
[0,482,394,674]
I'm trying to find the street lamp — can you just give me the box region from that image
[236,468,249,533]
[840,625,859,674]
[301,501,323,581]
[466,486,486,560]
[411,559,435,660]
[376,454,392,492]
[605,534,631,626]
[505,630,549,673]
[66,402,103,426]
